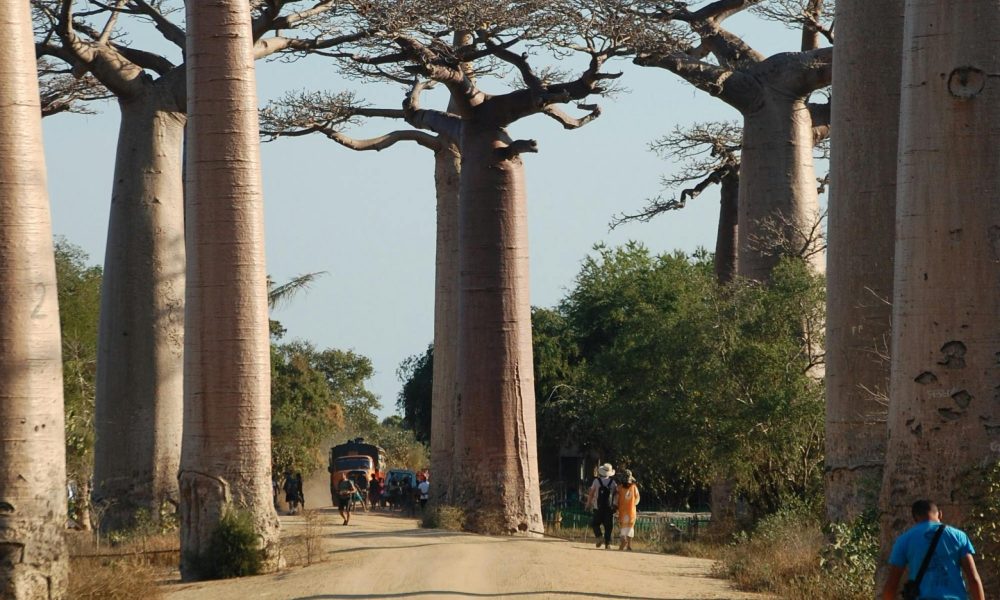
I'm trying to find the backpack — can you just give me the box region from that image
[596,478,613,510]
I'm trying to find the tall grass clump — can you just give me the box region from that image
[421,504,466,531]
[718,502,877,600]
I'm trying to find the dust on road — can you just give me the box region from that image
[163,509,765,600]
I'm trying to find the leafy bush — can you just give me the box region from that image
[188,509,263,579]
[820,511,879,598]
[719,503,875,600]
[964,461,1000,594]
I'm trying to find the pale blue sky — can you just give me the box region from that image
[42,11,812,418]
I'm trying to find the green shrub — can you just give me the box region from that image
[188,509,263,579]
[964,461,1000,595]
[820,511,879,598]
[719,503,875,600]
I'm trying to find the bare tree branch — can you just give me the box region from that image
[497,138,539,159]
[127,0,186,49]
[400,78,462,139]
[542,103,601,129]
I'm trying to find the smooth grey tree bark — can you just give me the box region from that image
[50,2,188,530]
[383,25,616,533]
[824,0,903,524]
[180,0,280,578]
[0,1,68,596]
[880,0,1000,578]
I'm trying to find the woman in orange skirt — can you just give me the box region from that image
[617,469,640,551]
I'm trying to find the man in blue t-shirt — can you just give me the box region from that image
[881,500,984,600]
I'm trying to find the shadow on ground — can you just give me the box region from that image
[294,593,703,600]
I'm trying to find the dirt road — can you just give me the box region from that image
[164,509,764,600]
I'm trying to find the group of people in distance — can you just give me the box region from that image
[334,470,431,526]
[584,465,985,599]
[585,463,640,551]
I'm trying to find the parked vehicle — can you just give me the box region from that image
[383,468,417,510]
[329,438,386,505]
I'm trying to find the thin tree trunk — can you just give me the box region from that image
[738,96,823,281]
[453,123,543,534]
[714,171,739,285]
[0,2,69,596]
[94,88,186,532]
[78,478,92,532]
[880,0,1000,576]
[430,139,461,505]
[180,0,279,579]
[825,0,902,524]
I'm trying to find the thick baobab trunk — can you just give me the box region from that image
[825,0,902,523]
[880,0,1000,570]
[0,3,69,597]
[738,95,822,281]
[430,140,461,504]
[180,0,279,579]
[714,171,739,284]
[94,88,186,531]
[453,124,543,534]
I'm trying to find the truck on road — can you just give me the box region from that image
[329,438,386,505]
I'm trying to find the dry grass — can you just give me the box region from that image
[67,530,178,599]
[280,509,332,567]
[716,509,875,600]
[421,504,466,532]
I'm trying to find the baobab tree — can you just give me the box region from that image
[880,1,1000,586]
[326,0,625,532]
[261,85,465,503]
[36,0,377,530]
[613,121,741,283]
[0,1,68,597]
[180,0,278,577]
[625,0,832,281]
[824,0,903,523]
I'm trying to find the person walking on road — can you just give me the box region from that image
[283,470,300,515]
[369,474,382,511]
[617,469,640,551]
[881,499,984,600]
[586,463,618,549]
[418,478,430,512]
[294,472,305,511]
[336,472,357,526]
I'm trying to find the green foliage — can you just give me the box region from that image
[270,341,353,475]
[555,243,826,511]
[963,460,1000,592]
[188,509,263,580]
[396,345,433,442]
[54,238,102,524]
[819,511,879,597]
[394,242,826,513]
[350,418,428,470]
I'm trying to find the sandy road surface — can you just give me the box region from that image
[164,509,764,600]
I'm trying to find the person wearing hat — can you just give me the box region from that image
[617,469,640,551]
[586,463,618,549]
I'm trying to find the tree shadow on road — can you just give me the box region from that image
[294,593,705,600]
